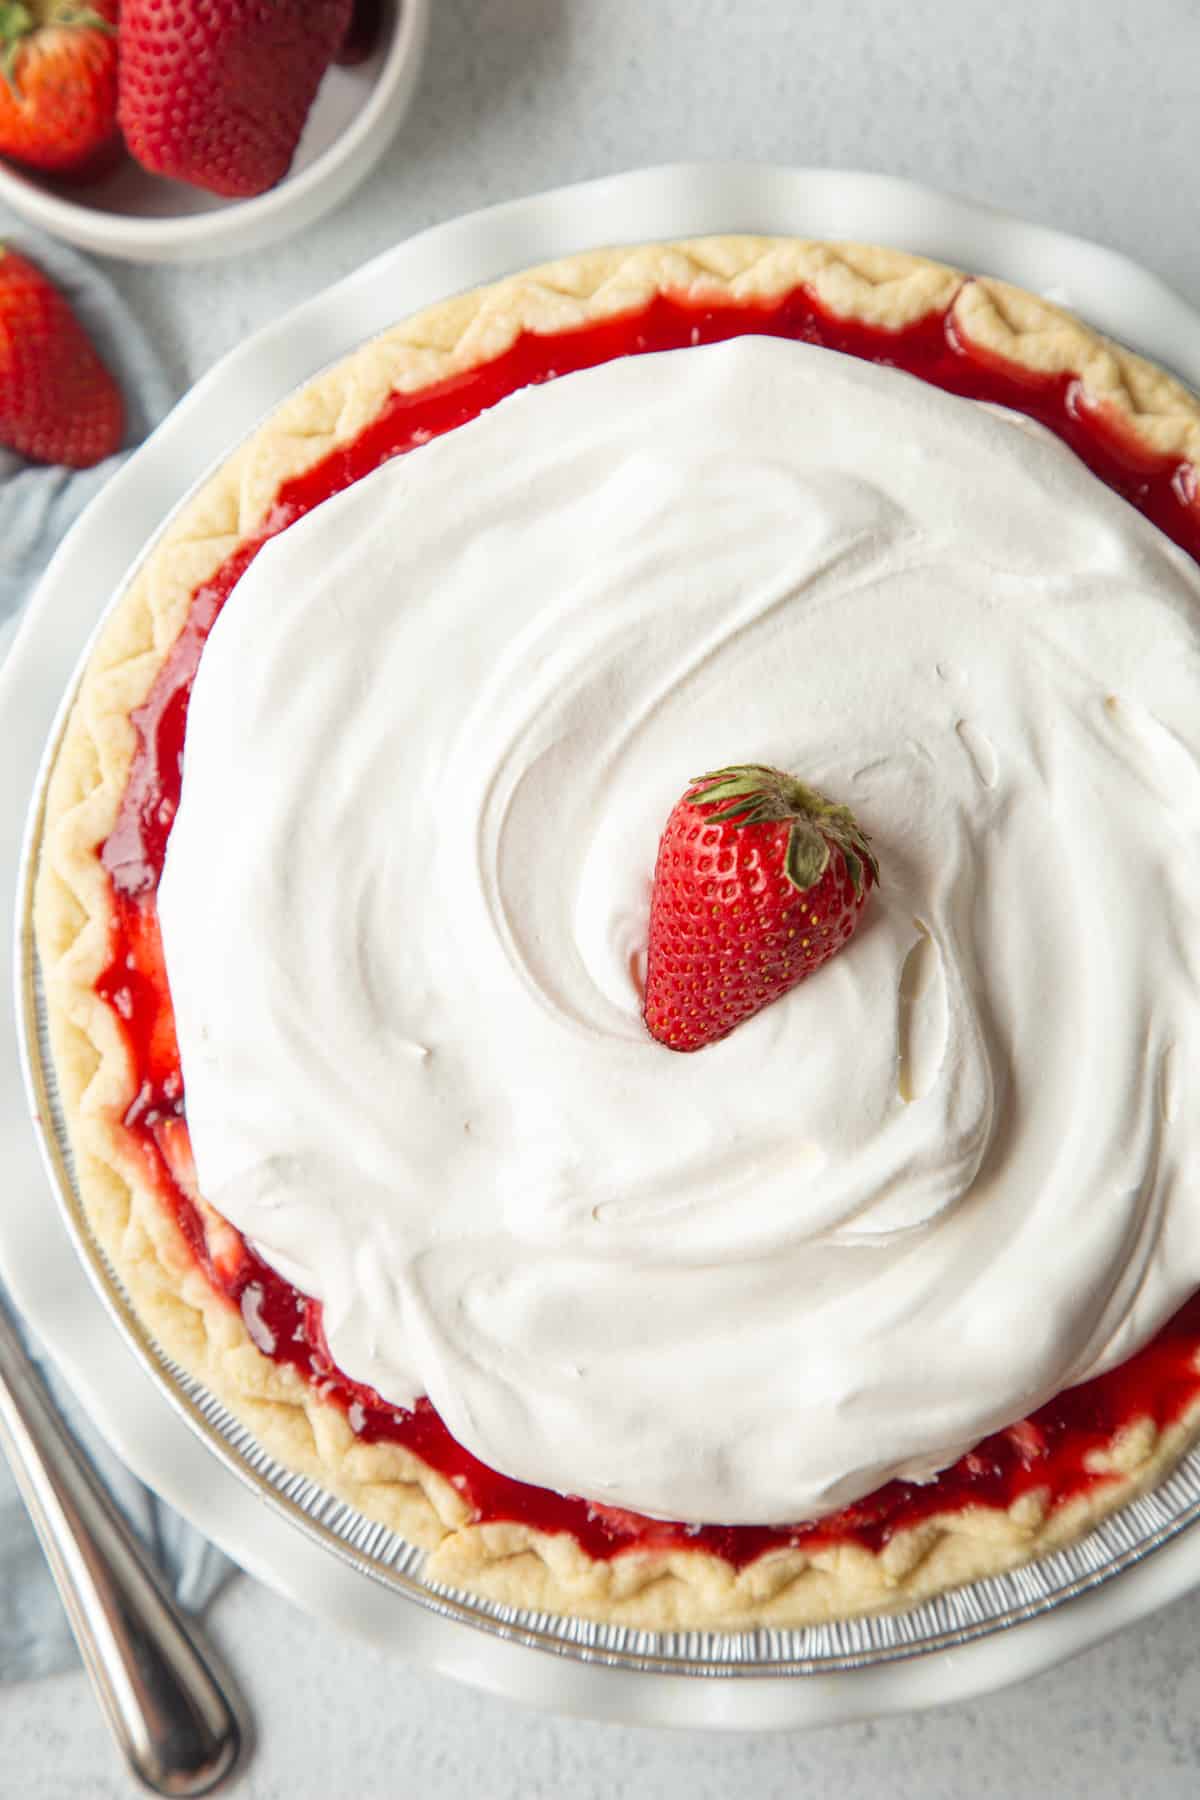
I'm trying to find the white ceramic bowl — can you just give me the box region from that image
[5,166,1200,1730]
[0,0,428,263]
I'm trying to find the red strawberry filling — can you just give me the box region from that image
[94,284,1200,1569]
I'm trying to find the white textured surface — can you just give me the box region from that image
[6,1576,1200,1798]
[3,0,1200,1789]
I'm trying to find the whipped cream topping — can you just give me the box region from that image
[158,337,1200,1525]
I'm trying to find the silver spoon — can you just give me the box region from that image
[0,1297,243,1795]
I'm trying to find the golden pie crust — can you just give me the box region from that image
[33,238,1200,1630]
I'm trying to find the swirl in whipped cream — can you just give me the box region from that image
[158,338,1200,1524]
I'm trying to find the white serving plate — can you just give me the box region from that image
[0,0,429,263]
[5,165,1200,1730]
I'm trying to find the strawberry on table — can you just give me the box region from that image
[0,1,118,180]
[118,0,354,199]
[0,244,123,466]
[643,764,878,1053]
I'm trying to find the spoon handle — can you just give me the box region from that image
[0,1299,242,1796]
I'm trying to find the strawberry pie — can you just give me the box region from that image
[34,238,1200,1629]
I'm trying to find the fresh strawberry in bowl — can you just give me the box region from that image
[118,0,354,199]
[0,0,119,181]
[643,764,878,1052]
[0,243,122,466]
[0,0,428,261]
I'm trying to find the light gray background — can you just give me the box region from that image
[3,0,1199,1792]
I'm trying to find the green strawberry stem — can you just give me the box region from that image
[45,4,115,27]
[0,3,32,39]
[0,1,32,90]
[0,2,113,91]
[687,763,879,897]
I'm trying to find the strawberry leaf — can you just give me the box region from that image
[0,3,33,39]
[47,6,116,32]
[0,1,31,94]
[689,773,770,806]
[687,761,879,894]
[785,823,830,892]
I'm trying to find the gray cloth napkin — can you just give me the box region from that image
[0,229,235,1682]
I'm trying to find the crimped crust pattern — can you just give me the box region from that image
[33,238,1200,1630]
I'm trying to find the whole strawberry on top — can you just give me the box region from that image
[118,0,353,199]
[643,764,878,1053]
[0,1,118,180]
[0,244,123,466]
